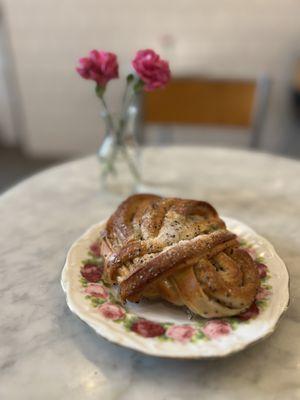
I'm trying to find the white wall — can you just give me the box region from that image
[2,0,300,157]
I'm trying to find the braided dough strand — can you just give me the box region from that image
[101,194,259,318]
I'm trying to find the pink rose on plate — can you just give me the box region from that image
[256,262,268,279]
[131,319,165,338]
[89,241,101,257]
[237,302,260,321]
[166,325,196,343]
[81,263,103,282]
[85,283,108,299]
[98,302,125,320]
[256,286,271,301]
[132,49,171,91]
[202,320,232,339]
[76,50,119,87]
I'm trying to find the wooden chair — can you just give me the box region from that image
[138,76,270,148]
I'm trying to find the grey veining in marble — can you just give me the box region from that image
[1,146,300,400]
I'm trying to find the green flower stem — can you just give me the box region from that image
[101,145,118,178]
[99,95,114,132]
[117,76,135,139]
[121,79,131,114]
[120,145,141,182]
[97,77,140,182]
[101,143,140,183]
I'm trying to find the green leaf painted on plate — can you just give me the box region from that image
[81,258,104,266]
[80,277,88,287]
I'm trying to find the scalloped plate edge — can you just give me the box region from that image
[61,217,290,359]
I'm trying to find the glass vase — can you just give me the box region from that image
[97,104,141,195]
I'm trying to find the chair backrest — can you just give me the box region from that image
[140,76,270,148]
[143,77,256,127]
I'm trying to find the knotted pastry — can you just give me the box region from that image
[100,194,259,318]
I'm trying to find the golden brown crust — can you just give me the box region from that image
[119,231,237,301]
[100,194,260,318]
[106,193,161,245]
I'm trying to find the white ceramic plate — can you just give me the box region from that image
[61,217,289,359]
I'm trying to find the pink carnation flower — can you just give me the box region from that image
[98,302,125,320]
[166,325,196,343]
[76,50,119,87]
[202,320,232,339]
[132,49,171,91]
[85,283,108,299]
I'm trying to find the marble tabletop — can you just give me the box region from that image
[1,146,300,400]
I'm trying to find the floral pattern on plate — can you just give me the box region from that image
[61,217,289,358]
[78,236,272,344]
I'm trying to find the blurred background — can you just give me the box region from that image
[1,0,300,192]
